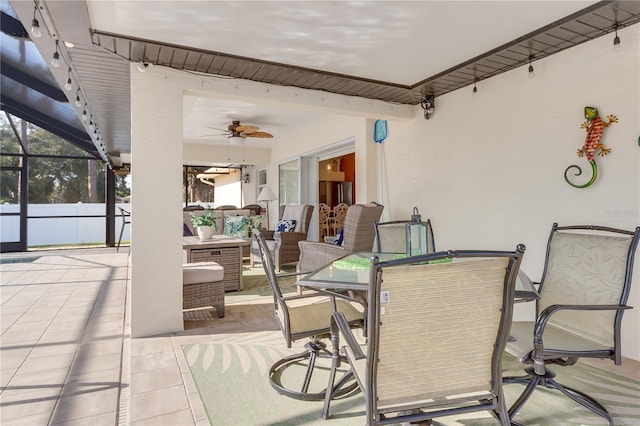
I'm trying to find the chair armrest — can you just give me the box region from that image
[530,303,632,374]
[298,241,346,272]
[534,303,632,339]
[275,231,307,245]
[261,230,275,240]
[331,312,365,360]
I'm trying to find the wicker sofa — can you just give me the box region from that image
[184,208,262,257]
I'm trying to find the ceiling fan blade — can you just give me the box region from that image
[245,131,273,138]
[201,132,229,137]
[207,126,231,133]
[235,125,259,133]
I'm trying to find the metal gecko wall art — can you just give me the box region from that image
[564,106,618,188]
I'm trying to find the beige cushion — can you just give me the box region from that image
[183,262,224,284]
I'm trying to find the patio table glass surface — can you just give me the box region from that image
[298,251,539,301]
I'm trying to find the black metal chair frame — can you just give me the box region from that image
[324,246,525,424]
[117,207,131,252]
[253,230,363,401]
[505,223,640,425]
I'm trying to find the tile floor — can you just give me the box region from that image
[1,247,638,425]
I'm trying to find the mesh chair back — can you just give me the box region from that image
[367,251,522,409]
[341,203,384,252]
[539,225,638,348]
[374,220,435,254]
[254,231,289,337]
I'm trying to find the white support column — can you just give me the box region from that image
[130,65,184,337]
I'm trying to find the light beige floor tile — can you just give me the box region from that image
[131,350,179,374]
[0,409,53,425]
[0,387,59,422]
[131,336,176,356]
[67,352,122,376]
[60,367,121,397]
[50,387,119,423]
[20,352,76,374]
[130,408,195,426]
[0,347,33,369]
[130,365,183,395]
[50,411,117,426]
[130,385,190,422]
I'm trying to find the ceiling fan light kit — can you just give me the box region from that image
[229,136,245,145]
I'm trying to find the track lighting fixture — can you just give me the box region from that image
[136,60,152,72]
[51,40,60,67]
[528,55,535,79]
[75,89,81,107]
[613,25,621,52]
[472,81,478,97]
[30,5,41,38]
[420,95,435,120]
[64,67,72,90]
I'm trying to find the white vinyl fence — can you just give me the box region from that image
[0,203,130,247]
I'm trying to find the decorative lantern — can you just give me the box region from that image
[405,207,429,256]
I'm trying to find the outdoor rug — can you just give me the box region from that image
[224,264,300,305]
[183,330,640,425]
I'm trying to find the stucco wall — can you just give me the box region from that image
[376,25,640,359]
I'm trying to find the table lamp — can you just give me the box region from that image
[257,186,277,229]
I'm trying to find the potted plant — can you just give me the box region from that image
[190,209,218,240]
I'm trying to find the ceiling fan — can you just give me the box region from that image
[205,120,273,145]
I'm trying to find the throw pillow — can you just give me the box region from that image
[183,223,193,237]
[223,215,250,239]
[248,215,264,236]
[333,228,344,245]
[276,219,296,232]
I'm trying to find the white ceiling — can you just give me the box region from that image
[86,0,597,148]
[88,1,595,85]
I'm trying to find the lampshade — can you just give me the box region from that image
[257,186,276,202]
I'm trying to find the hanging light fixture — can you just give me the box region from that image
[89,116,95,130]
[30,5,41,38]
[613,25,621,52]
[229,136,245,145]
[528,55,535,79]
[420,95,435,120]
[472,81,478,97]
[75,89,82,107]
[81,104,88,121]
[64,67,72,90]
[51,40,60,67]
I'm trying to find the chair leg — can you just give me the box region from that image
[117,222,126,252]
[269,340,357,402]
[507,365,613,425]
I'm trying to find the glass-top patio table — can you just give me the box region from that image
[298,251,539,302]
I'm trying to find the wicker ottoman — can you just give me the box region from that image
[183,262,225,318]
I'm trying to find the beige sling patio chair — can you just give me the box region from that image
[324,246,526,425]
[253,230,364,401]
[373,219,435,254]
[505,223,640,425]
